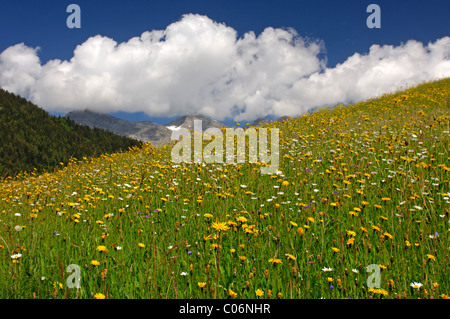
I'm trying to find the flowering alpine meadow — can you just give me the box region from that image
[0,79,449,299]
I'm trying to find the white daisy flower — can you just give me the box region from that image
[410,282,423,290]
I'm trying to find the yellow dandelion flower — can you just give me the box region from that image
[255,289,264,297]
[371,225,381,232]
[237,216,248,223]
[97,245,107,252]
[198,282,207,289]
[227,220,237,227]
[286,254,296,261]
[346,230,356,237]
[289,221,298,227]
[212,221,230,232]
[91,260,100,266]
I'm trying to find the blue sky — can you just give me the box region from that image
[0,0,449,126]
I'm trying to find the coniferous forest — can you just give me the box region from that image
[0,88,142,179]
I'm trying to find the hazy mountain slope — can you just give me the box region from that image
[66,110,173,145]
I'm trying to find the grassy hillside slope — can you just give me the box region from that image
[0,79,448,299]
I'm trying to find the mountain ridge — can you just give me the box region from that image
[66,110,292,144]
[66,110,173,145]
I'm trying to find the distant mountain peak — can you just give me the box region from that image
[164,114,228,131]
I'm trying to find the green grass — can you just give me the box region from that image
[0,78,449,299]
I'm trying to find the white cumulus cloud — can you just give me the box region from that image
[0,13,449,121]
